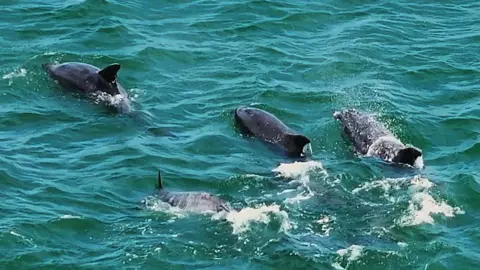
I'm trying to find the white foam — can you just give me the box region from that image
[331,262,345,270]
[284,192,313,204]
[212,204,292,234]
[92,92,127,106]
[272,160,326,204]
[317,215,336,224]
[2,68,27,80]
[397,242,408,248]
[272,161,325,181]
[352,177,404,203]
[333,245,366,269]
[410,175,433,190]
[397,192,464,226]
[336,245,364,262]
[91,92,132,112]
[398,176,464,226]
[60,214,82,219]
[353,175,464,226]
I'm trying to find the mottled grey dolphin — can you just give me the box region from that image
[234,106,311,157]
[334,109,423,167]
[156,171,231,213]
[43,62,131,112]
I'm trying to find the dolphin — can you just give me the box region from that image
[334,109,423,167]
[234,106,311,157]
[43,62,131,112]
[155,171,231,213]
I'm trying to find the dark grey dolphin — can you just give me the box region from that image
[43,62,131,112]
[234,107,311,157]
[156,172,231,213]
[334,109,423,167]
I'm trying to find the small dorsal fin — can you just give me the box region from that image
[158,171,164,189]
[285,134,311,148]
[284,134,311,156]
[393,146,422,166]
[98,63,121,83]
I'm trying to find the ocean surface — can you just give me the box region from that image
[1,0,479,269]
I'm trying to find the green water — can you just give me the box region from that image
[1,0,479,269]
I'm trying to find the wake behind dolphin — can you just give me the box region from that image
[43,62,132,113]
[234,106,311,157]
[334,109,423,168]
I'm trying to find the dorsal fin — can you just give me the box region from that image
[158,171,164,189]
[98,63,121,83]
[284,134,311,155]
[393,146,422,166]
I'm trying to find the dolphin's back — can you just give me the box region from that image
[334,109,393,154]
[234,107,311,156]
[44,62,100,93]
[235,107,291,142]
[159,191,229,213]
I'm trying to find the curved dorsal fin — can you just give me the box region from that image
[158,171,164,189]
[285,134,311,148]
[98,63,121,83]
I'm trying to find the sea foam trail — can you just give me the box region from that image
[353,175,464,226]
[272,160,326,204]
[212,204,292,234]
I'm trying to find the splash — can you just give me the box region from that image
[92,92,128,106]
[337,245,364,261]
[91,92,132,112]
[272,160,326,204]
[272,160,326,181]
[212,204,292,234]
[332,245,364,269]
[353,175,464,226]
[397,176,464,226]
[3,68,27,85]
[397,192,464,226]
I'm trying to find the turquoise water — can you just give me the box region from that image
[1,0,479,269]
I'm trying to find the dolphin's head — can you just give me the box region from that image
[234,107,256,134]
[234,107,253,123]
[96,63,122,96]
